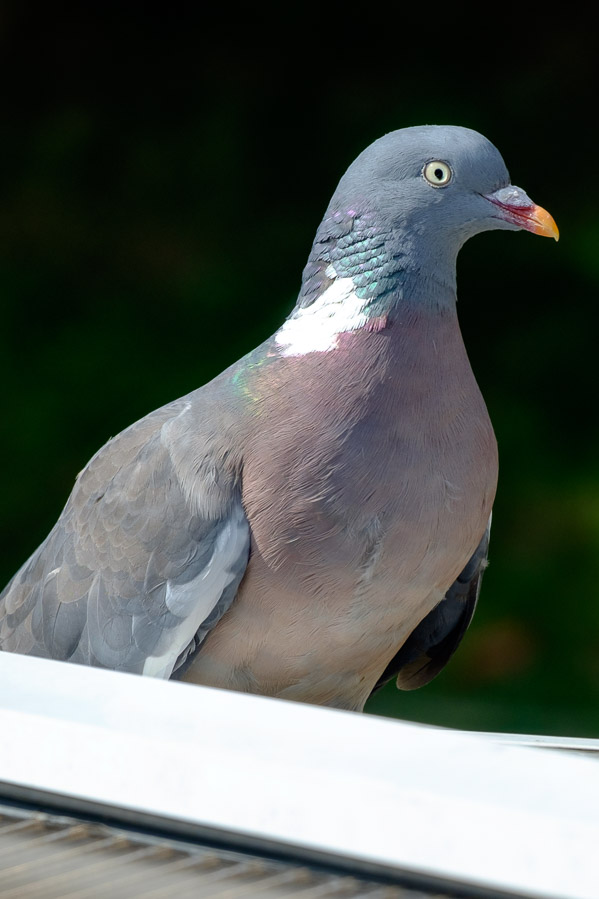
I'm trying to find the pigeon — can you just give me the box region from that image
[0,126,558,711]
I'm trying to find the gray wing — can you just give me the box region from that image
[0,398,250,678]
[372,520,491,694]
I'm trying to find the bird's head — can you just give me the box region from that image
[330,125,558,264]
[293,125,558,321]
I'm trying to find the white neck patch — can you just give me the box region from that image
[275,265,369,357]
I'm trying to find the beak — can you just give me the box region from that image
[484,186,559,241]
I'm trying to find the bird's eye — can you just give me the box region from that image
[423,161,452,187]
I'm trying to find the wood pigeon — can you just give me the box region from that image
[0,126,558,711]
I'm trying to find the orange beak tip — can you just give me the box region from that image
[531,205,560,242]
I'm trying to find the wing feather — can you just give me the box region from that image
[372,520,491,693]
[0,397,250,678]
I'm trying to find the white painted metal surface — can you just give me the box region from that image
[465,729,599,754]
[0,651,597,899]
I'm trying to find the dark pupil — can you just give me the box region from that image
[434,167,444,181]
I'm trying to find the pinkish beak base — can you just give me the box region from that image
[485,188,559,241]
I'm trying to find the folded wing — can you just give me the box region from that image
[0,398,250,678]
[373,521,491,693]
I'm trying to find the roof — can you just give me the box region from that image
[0,652,597,899]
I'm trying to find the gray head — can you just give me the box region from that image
[326,125,557,265]
[295,125,557,315]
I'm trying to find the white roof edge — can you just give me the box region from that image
[414,722,599,754]
[471,731,599,753]
[0,652,598,899]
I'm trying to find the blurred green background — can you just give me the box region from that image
[1,9,598,736]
